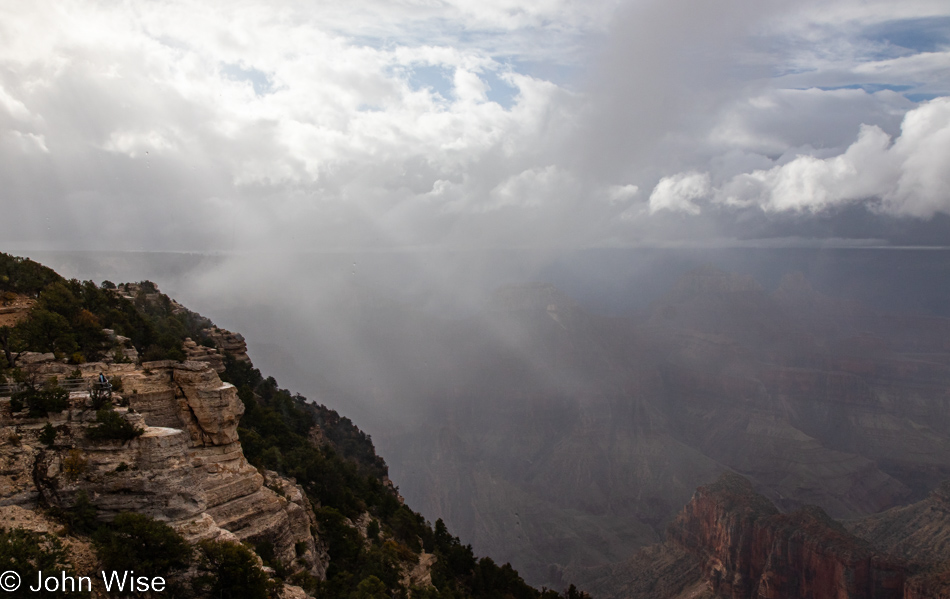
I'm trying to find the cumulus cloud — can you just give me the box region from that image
[0,0,595,251]
[649,173,711,215]
[713,97,950,216]
[1,0,949,252]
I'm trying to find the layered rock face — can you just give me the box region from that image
[849,481,950,565]
[669,473,905,599]
[0,357,327,582]
[204,326,251,363]
[849,482,950,598]
[563,541,706,599]
[180,327,250,373]
[579,473,950,599]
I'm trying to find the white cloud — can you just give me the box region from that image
[606,184,639,204]
[713,98,950,216]
[0,0,949,251]
[5,131,48,153]
[482,166,575,212]
[0,86,34,122]
[649,172,711,215]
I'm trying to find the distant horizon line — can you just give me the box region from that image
[7,244,950,255]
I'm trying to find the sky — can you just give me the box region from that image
[2,0,950,251]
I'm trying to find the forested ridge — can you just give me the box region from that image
[0,252,588,599]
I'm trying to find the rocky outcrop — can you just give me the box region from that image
[905,567,950,599]
[171,361,245,445]
[401,550,437,589]
[669,473,906,598]
[183,337,226,373]
[849,481,950,565]
[848,481,950,598]
[204,326,251,363]
[180,325,250,372]
[0,359,328,583]
[584,473,950,599]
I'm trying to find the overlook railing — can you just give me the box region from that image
[0,379,111,397]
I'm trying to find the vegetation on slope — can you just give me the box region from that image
[222,355,584,599]
[0,252,589,599]
[0,252,210,367]
[0,528,84,598]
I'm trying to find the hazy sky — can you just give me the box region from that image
[2,0,950,251]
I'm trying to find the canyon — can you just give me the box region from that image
[577,472,950,599]
[0,258,574,599]
[6,253,950,598]
[360,267,950,589]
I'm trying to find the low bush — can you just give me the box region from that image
[11,386,68,418]
[60,490,98,535]
[62,449,88,478]
[193,540,277,599]
[94,513,192,577]
[0,528,83,598]
[39,423,57,447]
[86,409,142,441]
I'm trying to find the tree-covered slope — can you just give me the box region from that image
[0,252,588,599]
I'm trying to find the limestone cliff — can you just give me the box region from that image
[0,252,581,599]
[0,353,329,591]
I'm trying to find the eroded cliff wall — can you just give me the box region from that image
[582,472,950,599]
[668,473,906,599]
[0,356,328,584]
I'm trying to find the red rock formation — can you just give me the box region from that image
[669,473,906,599]
[849,482,950,599]
[904,568,950,599]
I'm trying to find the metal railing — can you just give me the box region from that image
[0,378,112,397]
[62,379,92,392]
